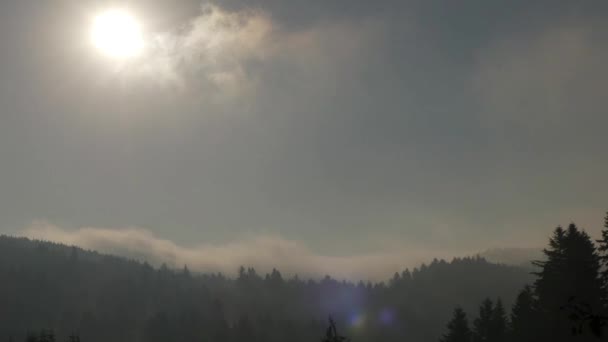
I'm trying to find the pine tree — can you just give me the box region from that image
[533,223,604,341]
[390,272,401,287]
[533,226,566,311]
[489,298,507,342]
[473,298,494,342]
[597,211,608,291]
[181,264,191,278]
[508,285,537,342]
[440,307,472,342]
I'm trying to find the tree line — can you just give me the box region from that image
[440,212,608,342]
[8,212,607,342]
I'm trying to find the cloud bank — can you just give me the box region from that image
[21,222,466,281]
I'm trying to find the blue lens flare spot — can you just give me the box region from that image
[349,312,366,327]
[379,308,395,325]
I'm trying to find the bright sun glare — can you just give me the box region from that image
[91,9,143,59]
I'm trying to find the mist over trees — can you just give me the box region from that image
[0,237,529,342]
[2,212,608,341]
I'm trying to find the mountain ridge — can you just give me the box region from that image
[0,235,533,342]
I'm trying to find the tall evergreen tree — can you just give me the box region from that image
[508,285,537,342]
[440,307,472,342]
[597,211,608,291]
[489,298,507,342]
[533,224,604,341]
[473,298,494,342]
[390,272,401,287]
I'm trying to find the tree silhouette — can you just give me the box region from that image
[322,317,349,342]
[473,298,494,342]
[508,285,537,342]
[534,224,605,341]
[488,298,507,342]
[440,307,472,342]
[560,296,608,339]
[597,211,608,293]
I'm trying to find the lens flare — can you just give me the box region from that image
[349,312,366,327]
[379,308,395,325]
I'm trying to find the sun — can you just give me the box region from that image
[91,9,143,59]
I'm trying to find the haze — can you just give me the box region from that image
[1,0,607,279]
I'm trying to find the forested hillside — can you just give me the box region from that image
[0,236,531,342]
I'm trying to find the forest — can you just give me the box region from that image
[1,212,607,342]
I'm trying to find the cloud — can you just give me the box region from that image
[122,4,272,94]
[4,1,607,259]
[468,22,608,217]
[115,3,385,101]
[472,24,608,131]
[20,222,466,281]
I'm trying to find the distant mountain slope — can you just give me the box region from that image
[0,235,533,342]
[479,247,544,269]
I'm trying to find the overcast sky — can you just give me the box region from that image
[1,1,607,278]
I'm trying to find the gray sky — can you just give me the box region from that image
[1,0,607,278]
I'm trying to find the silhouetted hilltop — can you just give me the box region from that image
[0,235,532,342]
